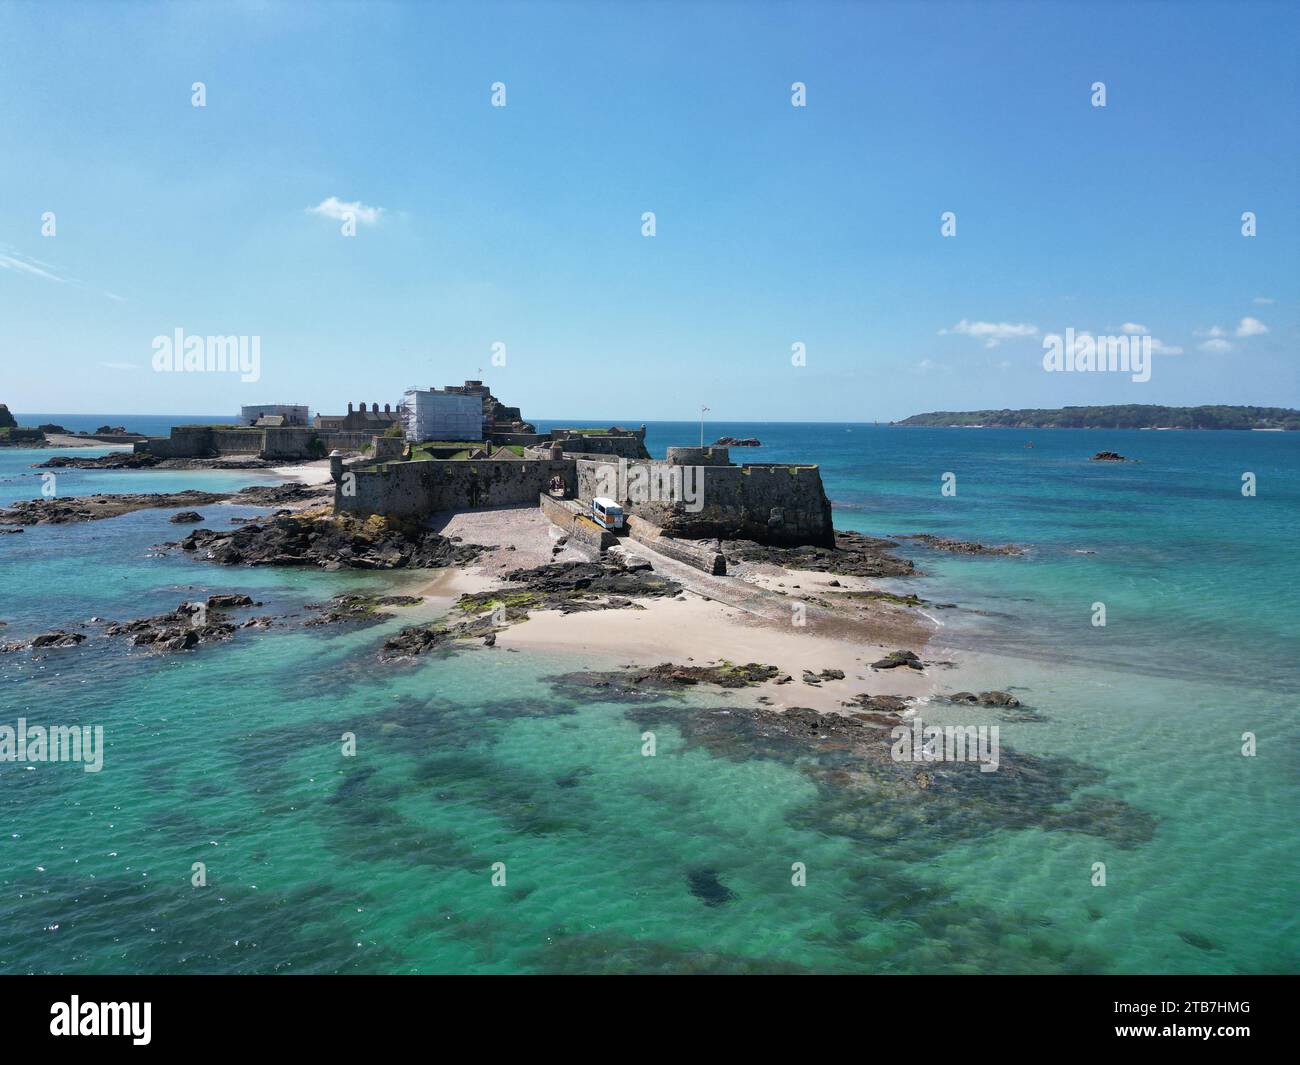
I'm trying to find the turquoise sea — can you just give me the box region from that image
[1,421,1296,974]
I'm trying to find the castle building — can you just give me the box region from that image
[239,404,310,427]
[313,402,403,433]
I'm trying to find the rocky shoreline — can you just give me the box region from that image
[0,483,331,525]
[720,530,919,578]
[174,511,485,570]
[0,589,428,656]
[898,533,1025,557]
[381,555,683,660]
[34,451,311,471]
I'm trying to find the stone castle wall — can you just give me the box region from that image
[336,458,576,519]
[134,425,380,460]
[575,458,833,547]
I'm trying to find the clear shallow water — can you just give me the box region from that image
[1,425,1297,973]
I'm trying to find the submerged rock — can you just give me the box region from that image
[900,534,1025,557]
[548,661,782,695]
[1090,451,1128,462]
[722,530,917,578]
[2,630,87,653]
[687,869,738,906]
[305,593,423,626]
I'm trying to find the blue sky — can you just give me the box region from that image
[1,0,1296,421]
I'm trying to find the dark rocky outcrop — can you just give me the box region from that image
[712,437,761,447]
[454,558,682,618]
[383,558,684,661]
[722,530,917,578]
[0,404,16,429]
[305,593,423,626]
[37,452,164,470]
[2,630,86,653]
[177,512,484,570]
[0,483,331,526]
[950,690,1021,708]
[205,593,258,609]
[35,452,297,471]
[802,668,846,685]
[101,600,239,653]
[900,534,1025,557]
[1090,451,1128,462]
[170,511,205,523]
[840,693,913,717]
[870,649,924,671]
[0,490,226,525]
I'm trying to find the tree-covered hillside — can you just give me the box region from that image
[895,406,1300,430]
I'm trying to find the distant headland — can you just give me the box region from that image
[895,405,1300,431]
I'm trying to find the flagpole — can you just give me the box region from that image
[700,405,705,447]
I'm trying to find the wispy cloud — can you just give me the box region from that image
[1199,338,1232,354]
[1252,296,1275,305]
[1236,316,1268,337]
[0,245,67,284]
[1,242,125,302]
[308,196,384,225]
[99,361,139,371]
[939,319,1039,348]
[1119,322,1147,334]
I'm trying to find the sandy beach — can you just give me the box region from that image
[372,504,955,715]
[271,458,335,485]
[264,466,962,715]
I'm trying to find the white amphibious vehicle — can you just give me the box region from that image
[591,497,624,530]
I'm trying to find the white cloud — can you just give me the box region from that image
[308,196,384,225]
[1149,338,1183,355]
[1199,338,1232,354]
[1235,316,1268,337]
[1196,325,1227,338]
[939,319,1039,347]
[1253,296,1274,305]
[1120,322,1147,334]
